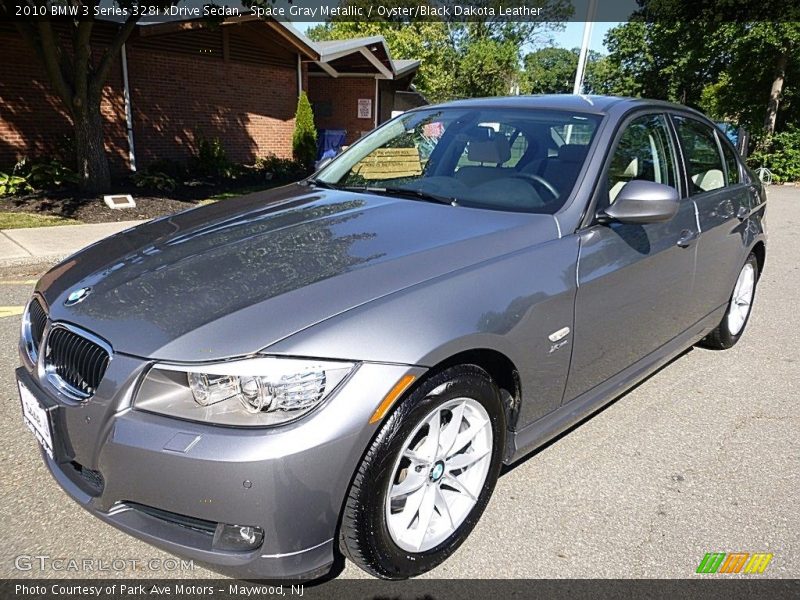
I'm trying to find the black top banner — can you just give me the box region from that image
[1,0,800,23]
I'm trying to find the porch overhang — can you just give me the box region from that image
[309,37,419,81]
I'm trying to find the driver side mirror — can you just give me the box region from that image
[599,180,680,224]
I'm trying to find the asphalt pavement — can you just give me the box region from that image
[0,187,797,580]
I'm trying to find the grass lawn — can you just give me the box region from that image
[0,212,82,230]
[198,183,275,205]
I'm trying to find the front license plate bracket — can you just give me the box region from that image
[19,380,55,459]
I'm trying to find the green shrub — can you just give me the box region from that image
[255,155,307,183]
[132,170,178,192]
[189,135,233,178]
[12,158,78,190]
[292,92,317,173]
[0,172,32,196]
[144,158,187,180]
[27,159,79,189]
[222,162,249,180]
[748,127,800,182]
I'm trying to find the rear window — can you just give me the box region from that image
[673,116,726,195]
[719,138,741,185]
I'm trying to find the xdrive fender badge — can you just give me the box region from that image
[64,287,91,306]
[548,326,571,353]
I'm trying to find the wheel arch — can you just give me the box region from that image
[751,240,766,277]
[413,347,523,455]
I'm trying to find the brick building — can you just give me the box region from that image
[0,18,424,173]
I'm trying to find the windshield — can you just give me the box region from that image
[315,107,601,214]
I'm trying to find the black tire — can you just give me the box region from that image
[338,364,505,579]
[699,253,759,350]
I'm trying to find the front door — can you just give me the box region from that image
[564,113,699,402]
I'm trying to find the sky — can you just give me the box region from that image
[293,21,620,53]
[556,22,619,53]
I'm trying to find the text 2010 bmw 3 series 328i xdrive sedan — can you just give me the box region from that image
[18,96,765,580]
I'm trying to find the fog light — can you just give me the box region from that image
[212,523,264,552]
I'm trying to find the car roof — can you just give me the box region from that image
[421,95,702,118]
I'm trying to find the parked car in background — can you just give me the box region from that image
[19,96,765,580]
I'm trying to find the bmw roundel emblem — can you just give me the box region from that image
[65,287,91,306]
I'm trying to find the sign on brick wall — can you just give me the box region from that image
[357,98,372,120]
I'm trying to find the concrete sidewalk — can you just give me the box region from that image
[0,220,145,267]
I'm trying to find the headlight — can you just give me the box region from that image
[134,357,356,426]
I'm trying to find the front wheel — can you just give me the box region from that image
[339,365,505,579]
[699,253,759,350]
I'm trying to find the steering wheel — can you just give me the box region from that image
[509,174,560,201]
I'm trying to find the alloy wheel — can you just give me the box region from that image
[727,262,756,335]
[385,397,493,553]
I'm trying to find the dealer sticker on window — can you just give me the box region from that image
[19,381,54,459]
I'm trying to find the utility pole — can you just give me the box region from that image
[573,0,598,94]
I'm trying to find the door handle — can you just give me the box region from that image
[676,229,698,248]
[736,206,750,221]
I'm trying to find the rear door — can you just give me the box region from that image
[564,113,699,402]
[671,115,751,322]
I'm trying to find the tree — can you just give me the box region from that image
[718,22,800,138]
[586,53,633,96]
[523,47,615,95]
[523,47,578,94]
[12,15,134,192]
[602,21,656,98]
[603,2,800,141]
[293,92,317,172]
[5,1,178,192]
[458,38,519,97]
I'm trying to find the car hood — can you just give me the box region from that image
[38,184,558,361]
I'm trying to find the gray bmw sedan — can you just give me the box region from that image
[18,95,766,580]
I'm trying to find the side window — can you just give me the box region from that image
[718,136,741,185]
[673,116,726,194]
[607,114,677,203]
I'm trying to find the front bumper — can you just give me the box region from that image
[17,359,423,580]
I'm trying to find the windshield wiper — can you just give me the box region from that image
[315,183,458,206]
[365,186,458,206]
